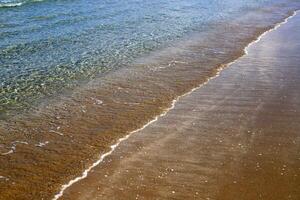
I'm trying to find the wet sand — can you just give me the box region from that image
[60,11,300,200]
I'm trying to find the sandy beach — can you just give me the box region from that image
[59,11,300,200]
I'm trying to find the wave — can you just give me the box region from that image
[0,2,23,8]
[0,0,44,8]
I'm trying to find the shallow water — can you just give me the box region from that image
[0,0,300,199]
[0,0,288,117]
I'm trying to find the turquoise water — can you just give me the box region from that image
[0,0,283,116]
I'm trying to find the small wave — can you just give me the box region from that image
[0,2,22,8]
[0,0,44,8]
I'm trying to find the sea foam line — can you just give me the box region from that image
[52,10,298,200]
[244,10,298,55]
[0,0,44,8]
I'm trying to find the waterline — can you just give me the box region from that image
[52,10,299,200]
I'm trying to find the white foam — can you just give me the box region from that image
[12,141,28,145]
[52,10,298,200]
[244,11,298,55]
[1,150,13,156]
[0,2,22,8]
[0,176,9,181]
[49,130,64,136]
[1,140,29,156]
[35,141,49,147]
[0,0,45,8]
[91,97,103,105]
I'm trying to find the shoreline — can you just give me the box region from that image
[60,9,300,199]
[53,10,299,200]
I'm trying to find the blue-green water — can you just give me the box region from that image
[0,0,286,116]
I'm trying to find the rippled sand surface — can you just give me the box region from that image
[60,11,300,200]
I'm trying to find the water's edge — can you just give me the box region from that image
[52,10,299,200]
